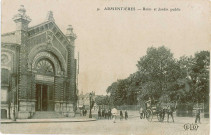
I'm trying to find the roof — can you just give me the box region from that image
[1,22,49,44]
[1,31,16,44]
[1,20,74,47]
[1,5,76,45]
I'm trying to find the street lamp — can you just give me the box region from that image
[10,74,17,121]
[12,90,16,121]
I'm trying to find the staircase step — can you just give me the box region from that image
[32,111,65,119]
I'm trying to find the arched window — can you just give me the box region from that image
[36,59,54,75]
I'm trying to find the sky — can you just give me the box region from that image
[1,0,210,95]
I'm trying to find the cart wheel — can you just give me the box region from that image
[146,109,153,122]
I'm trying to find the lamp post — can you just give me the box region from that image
[12,90,16,121]
[10,74,17,121]
[89,92,92,118]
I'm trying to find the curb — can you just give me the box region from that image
[1,119,97,124]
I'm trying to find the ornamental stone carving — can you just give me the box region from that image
[46,31,54,45]
[32,51,62,75]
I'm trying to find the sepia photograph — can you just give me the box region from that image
[0,0,210,134]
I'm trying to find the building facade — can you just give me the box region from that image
[1,5,77,119]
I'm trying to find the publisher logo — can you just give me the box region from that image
[184,123,199,131]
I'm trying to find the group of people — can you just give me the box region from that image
[119,110,128,120]
[98,107,129,123]
[98,109,112,119]
[157,105,175,122]
[111,108,129,123]
[82,109,87,116]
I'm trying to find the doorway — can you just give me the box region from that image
[1,109,7,119]
[35,84,54,111]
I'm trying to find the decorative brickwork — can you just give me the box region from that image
[54,76,64,101]
[1,6,77,119]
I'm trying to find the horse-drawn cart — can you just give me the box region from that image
[145,100,165,122]
[145,100,176,122]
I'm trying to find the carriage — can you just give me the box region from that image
[144,100,176,122]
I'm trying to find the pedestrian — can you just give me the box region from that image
[80,109,82,116]
[143,108,146,119]
[162,105,167,121]
[98,109,101,119]
[120,110,123,120]
[111,107,118,123]
[167,104,174,122]
[125,110,128,120]
[82,109,85,116]
[139,107,143,119]
[85,109,87,116]
[108,109,111,120]
[102,109,105,118]
[195,108,201,123]
[104,109,107,118]
[105,109,108,119]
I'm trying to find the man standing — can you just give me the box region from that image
[125,110,128,120]
[167,103,174,122]
[162,105,167,121]
[120,110,123,120]
[82,109,85,116]
[111,107,118,123]
[139,107,143,119]
[98,109,101,119]
[143,107,146,119]
[195,108,201,123]
[85,109,87,116]
[145,97,152,109]
[102,109,105,118]
[108,109,112,120]
[105,109,107,119]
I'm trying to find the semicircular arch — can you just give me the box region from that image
[28,44,66,74]
[32,52,61,75]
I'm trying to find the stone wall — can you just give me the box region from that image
[54,102,74,117]
[18,101,35,119]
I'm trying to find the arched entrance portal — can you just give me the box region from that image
[35,59,55,111]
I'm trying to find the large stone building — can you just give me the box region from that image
[1,5,78,119]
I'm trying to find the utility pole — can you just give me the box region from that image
[89,92,92,118]
[12,91,16,121]
[10,74,16,121]
[77,52,79,107]
[12,75,16,121]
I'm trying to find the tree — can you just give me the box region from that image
[190,51,210,103]
[95,95,110,106]
[106,46,209,110]
[137,46,182,102]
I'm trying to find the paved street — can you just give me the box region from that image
[1,116,209,135]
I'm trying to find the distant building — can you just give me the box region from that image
[78,92,96,110]
[1,5,78,119]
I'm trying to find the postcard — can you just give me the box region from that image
[1,0,210,134]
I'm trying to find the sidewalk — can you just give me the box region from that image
[1,117,96,124]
